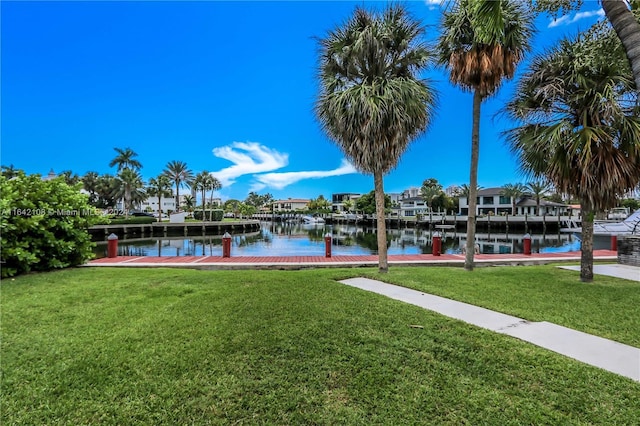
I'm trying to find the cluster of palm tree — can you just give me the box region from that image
[505,21,640,281]
[78,148,224,221]
[191,170,222,221]
[316,1,640,281]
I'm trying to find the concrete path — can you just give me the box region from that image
[559,264,640,282]
[340,277,640,382]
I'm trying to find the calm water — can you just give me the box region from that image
[94,221,594,258]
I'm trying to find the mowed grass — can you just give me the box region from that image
[357,265,640,348]
[2,267,639,424]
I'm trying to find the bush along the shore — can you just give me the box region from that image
[193,209,224,221]
[0,172,102,277]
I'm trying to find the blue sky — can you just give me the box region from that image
[1,1,606,201]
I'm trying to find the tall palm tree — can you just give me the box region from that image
[163,160,193,213]
[501,183,527,215]
[438,0,534,271]
[209,175,222,209]
[147,174,172,222]
[191,171,214,221]
[316,5,437,273]
[109,147,142,172]
[505,23,640,282]
[536,0,640,91]
[526,180,552,216]
[601,0,640,91]
[113,169,145,217]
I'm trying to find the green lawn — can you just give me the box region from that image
[2,266,639,424]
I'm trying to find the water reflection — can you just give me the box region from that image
[94,221,588,258]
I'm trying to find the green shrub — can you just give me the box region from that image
[193,209,224,221]
[0,172,102,277]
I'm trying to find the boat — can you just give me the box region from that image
[302,215,325,224]
[561,209,640,236]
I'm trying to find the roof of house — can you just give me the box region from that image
[516,198,567,207]
[273,198,310,204]
[477,187,507,196]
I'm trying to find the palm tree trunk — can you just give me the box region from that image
[580,198,594,282]
[125,187,131,219]
[465,90,482,271]
[374,170,389,273]
[602,0,640,91]
[202,189,206,222]
[158,193,163,223]
[175,184,180,213]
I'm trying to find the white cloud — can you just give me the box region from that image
[424,0,442,9]
[211,142,288,187]
[548,8,604,28]
[250,159,358,191]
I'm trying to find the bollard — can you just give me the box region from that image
[523,233,532,255]
[432,231,442,256]
[324,233,332,258]
[107,233,119,258]
[611,235,618,252]
[222,232,231,258]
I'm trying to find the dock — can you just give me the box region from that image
[89,220,261,239]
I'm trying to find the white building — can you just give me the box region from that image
[331,193,361,212]
[458,187,569,216]
[272,198,310,212]
[398,196,429,218]
[401,187,421,199]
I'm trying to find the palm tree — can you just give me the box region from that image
[82,171,100,205]
[420,179,445,215]
[505,23,640,282]
[537,0,640,91]
[95,174,119,209]
[109,147,142,172]
[182,195,195,213]
[163,160,193,212]
[526,180,552,216]
[113,169,145,217]
[1,164,19,179]
[316,5,437,273]
[147,174,172,222]
[457,183,482,199]
[59,170,80,186]
[501,183,527,215]
[601,1,640,91]
[342,199,354,214]
[438,0,534,271]
[209,176,222,209]
[191,171,214,221]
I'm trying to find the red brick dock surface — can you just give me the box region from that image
[86,250,618,269]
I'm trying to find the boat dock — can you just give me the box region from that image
[89,220,261,239]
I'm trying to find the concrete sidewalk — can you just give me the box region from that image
[559,264,640,282]
[340,277,640,382]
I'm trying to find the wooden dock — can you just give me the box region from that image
[89,220,261,239]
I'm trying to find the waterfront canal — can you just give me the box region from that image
[93,221,595,258]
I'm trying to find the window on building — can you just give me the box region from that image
[483,196,494,205]
[499,196,511,204]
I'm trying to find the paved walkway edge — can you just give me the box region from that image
[339,277,640,382]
